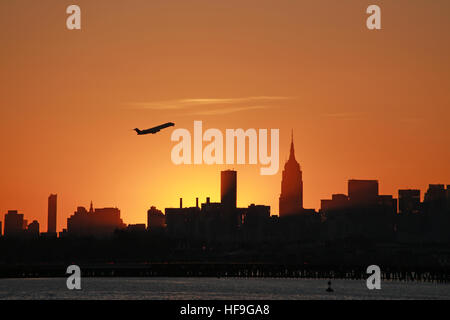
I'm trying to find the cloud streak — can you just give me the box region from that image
[130,96,292,112]
[320,112,365,120]
[189,105,268,116]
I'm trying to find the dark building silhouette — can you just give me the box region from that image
[126,224,146,232]
[221,170,237,209]
[279,131,303,216]
[424,184,446,202]
[398,189,421,215]
[147,206,165,230]
[320,180,397,241]
[165,199,201,239]
[348,179,379,206]
[163,170,272,242]
[200,197,229,242]
[67,202,126,237]
[26,220,40,238]
[321,194,349,211]
[447,185,450,211]
[244,204,270,223]
[48,194,57,234]
[220,170,241,237]
[59,229,68,239]
[242,204,270,243]
[395,184,450,243]
[0,221,2,237]
[4,210,24,237]
[377,195,397,216]
[424,184,447,212]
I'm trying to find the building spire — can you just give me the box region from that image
[89,201,94,213]
[289,129,296,161]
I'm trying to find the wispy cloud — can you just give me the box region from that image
[130,96,292,112]
[190,105,268,116]
[321,112,364,120]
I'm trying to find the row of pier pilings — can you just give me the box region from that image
[0,263,449,283]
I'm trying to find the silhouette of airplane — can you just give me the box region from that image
[134,122,175,135]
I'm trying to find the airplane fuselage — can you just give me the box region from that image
[134,122,174,135]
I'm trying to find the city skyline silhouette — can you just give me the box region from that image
[0,142,449,278]
[1,134,449,244]
[1,1,449,233]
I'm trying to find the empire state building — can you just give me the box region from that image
[279,132,303,216]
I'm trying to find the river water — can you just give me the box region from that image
[0,277,448,300]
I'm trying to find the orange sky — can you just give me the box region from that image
[1,1,449,232]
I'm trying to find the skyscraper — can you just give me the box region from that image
[147,206,165,230]
[424,184,447,213]
[398,189,420,215]
[221,170,237,209]
[279,131,303,216]
[67,205,126,237]
[4,210,24,237]
[48,194,57,234]
[348,180,379,206]
[424,184,446,203]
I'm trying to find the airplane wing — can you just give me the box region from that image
[151,122,174,131]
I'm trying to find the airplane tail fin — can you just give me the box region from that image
[134,128,142,134]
